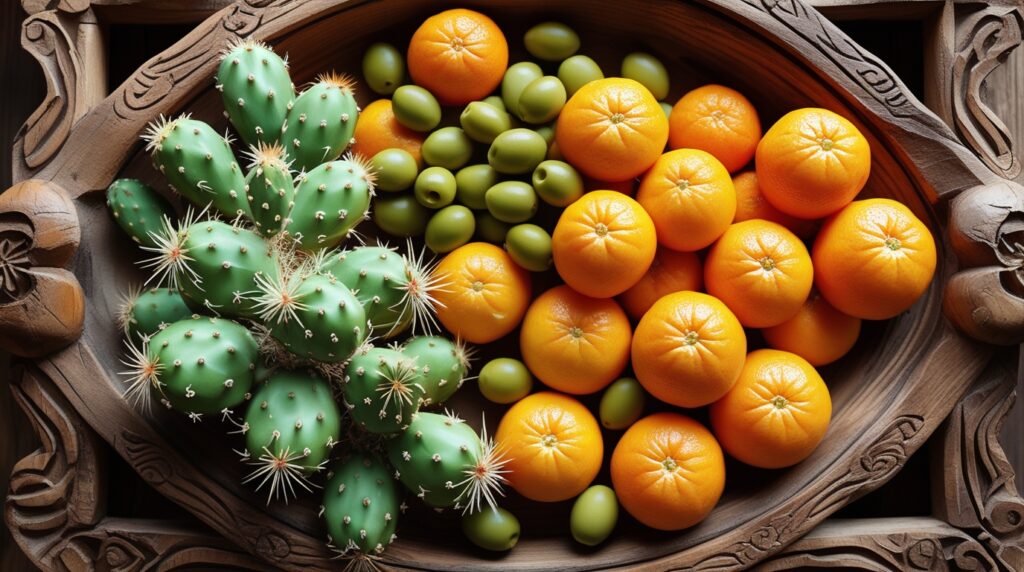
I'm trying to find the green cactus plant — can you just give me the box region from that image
[106,179,176,249]
[321,455,401,556]
[286,155,374,251]
[343,345,424,434]
[402,336,472,406]
[216,38,295,147]
[243,142,295,237]
[282,72,359,172]
[117,285,193,342]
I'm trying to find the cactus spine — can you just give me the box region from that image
[117,285,192,342]
[402,336,472,406]
[106,179,176,249]
[343,346,424,434]
[286,155,374,251]
[282,72,359,172]
[243,142,295,237]
[321,455,401,556]
[216,39,294,147]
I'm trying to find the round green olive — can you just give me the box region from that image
[373,195,429,237]
[462,506,521,552]
[370,148,418,192]
[414,166,457,209]
[483,95,507,112]
[392,85,442,132]
[505,223,553,272]
[570,485,619,546]
[455,164,499,210]
[475,211,512,244]
[421,127,474,171]
[523,22,580,62]
[460,101,512,144]
[532,160,583,207]
[478,357,532,404]
[488,129,548,175]
[599,377,646,430]
[621,52,670,100]
[558,55,604,98]
[502,62,544,119]
[425,205,475,253]
[485,181,538,223]
[534,125,555,146]
[362,42,404,96]
[517,76,567,124]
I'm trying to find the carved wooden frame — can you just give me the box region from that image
[4,0,1024,570]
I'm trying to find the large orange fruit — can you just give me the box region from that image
[668,84,761,173]
[762,292,861,366]
[704,220,814,328]
[710,349,832,469]
[631,291,746,408]
[431,242,531,343]
[551,190,657,298]
[495,392,603,502]
[732,171,818,239]
[636,149,736,252]
[619,247,703,321]
[755,107,871,219]
[406,9,508,105]
[520,285,631,395]
[611,413,725,531]
[813,198,937,320]
[351,99,425,165]
[556,78,668,181]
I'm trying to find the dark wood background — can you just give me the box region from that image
[1,3,1021,569]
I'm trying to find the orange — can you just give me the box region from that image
[407,9,508,105]
[755,107,871,219]
[710,349,832,469]
[495,392,603,502]
[762,292,861,366]
[668,84,761,173]
[431,242,531,343]
[520,286,631,395]
[704,220,814,328]
[619,247,703,321]
[551,190,657,298]
[611,413,725,531]
[556,78,668,181]
[732,171,818,239]
[631,291,746,408]
[812,198,937,320]
[351,99,425,165]
[636,149,736,252]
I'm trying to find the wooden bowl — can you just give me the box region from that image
[5,0,1022,570]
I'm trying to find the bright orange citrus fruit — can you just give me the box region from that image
[762,292,861,366]
[619,247,703,321]
[351,99,425,165]
[732,170,818,239]
[668,84,761,173]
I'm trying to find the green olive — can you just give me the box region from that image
[421,127,474,171]
[462,506,521,552]
[524,22,581,62]
[535,125,555,146]
[483,95,507,112]
[621,52,670,100]
[502,62,544,119]
[485,181,538,223]
[414,166,457,209]
[362,42,405,96]
[373,195,429,237]
[505,223,552,272]
[570,485,618,546]
[488,129,548,175]
[392,85,442,132]
[660,101,673,118]
[425,205,475,253]
[558,55,604,98]
[370,148,419,192]
[455,164,499,210]
[532,160,583,207]
[599,377,646,430]
[517,76,567,124]
[476,211,512,244]
[460,101,512,144]
[478,357,532,404]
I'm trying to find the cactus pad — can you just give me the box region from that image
[106,179,176,249]
[343,346,424,434]
[243,142,295,237]
[117,285,193,342]
[286,155,374,251]
[402,336,472,406]
[321,455,401,556]
[282,72,359,172]
[217,39,294,147]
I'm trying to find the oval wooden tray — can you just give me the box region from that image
[5,1,1024,570]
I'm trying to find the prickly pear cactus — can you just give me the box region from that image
[120,315,257,419]
[385,412,507,513]
[143,115,251,219]
[243,142,295,237]
[216,39,294,147]
[106,179,177,249]
[117,286,193,341]
[282,72,359,172]
[343,346,424,434]
[402,336,471,406]
[243,369,341,501]
[321,455,401,556]
[287,156,374,251]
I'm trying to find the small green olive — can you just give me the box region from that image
[460,101,512,144]
[478,357,532,404]
[621,52,670,100]
[475,211,512,244]
[532,160,583,207]
[425,205,475,253]
[362,42,405,96]
[524,22,581,62]
[660,101,673,118]
[485,181,538,223]
[517,76,567,124]
[570,485,619,546]
[505,223,553,272]
[370,148,419,192]
[392,85,442,132]
[483,95,507,112]
[534,125,555,146]
[599,377,646,430]
[455,164,499,210]
[421,127,474,171]
[373,195,429,237]
[502,62,544,119]
[462,506,521,552]
[488,129,548,175]
[414,166,457,209]
[558,55,604,98]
